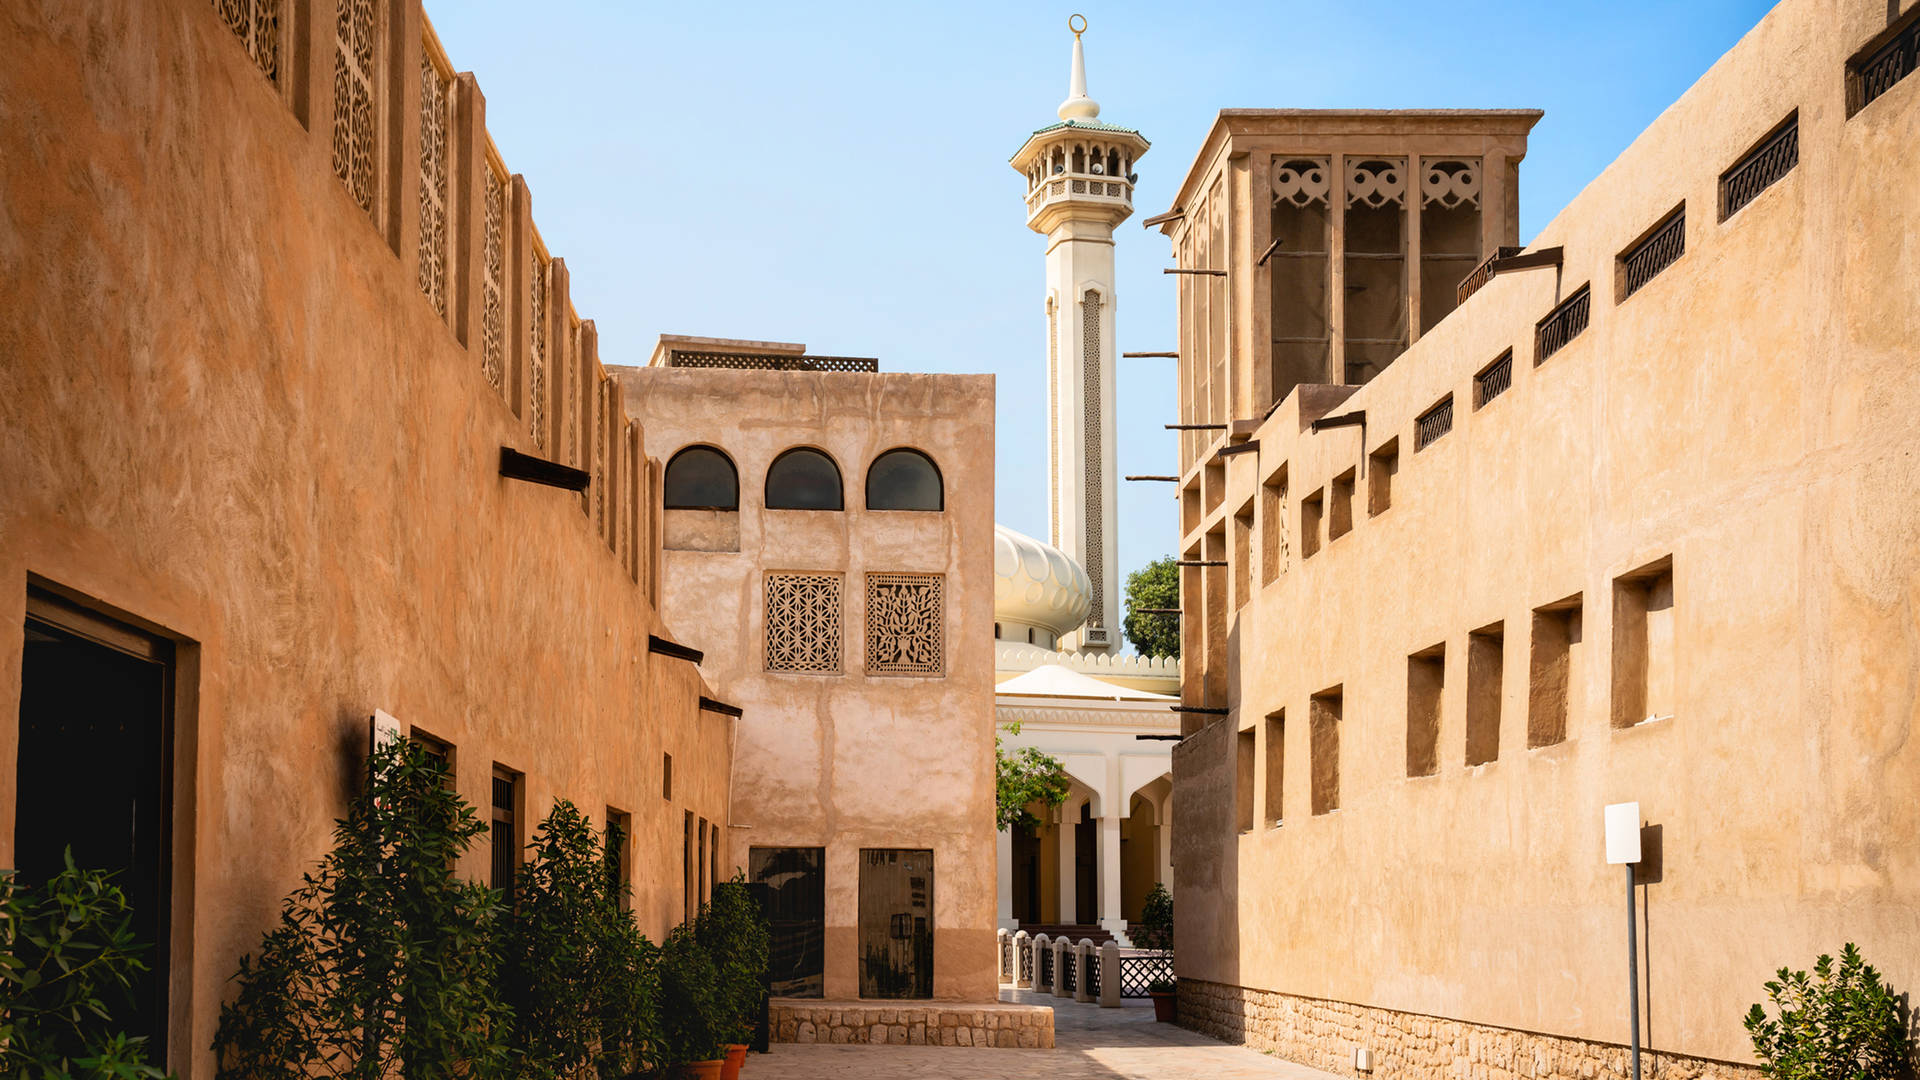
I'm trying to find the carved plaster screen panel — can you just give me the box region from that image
[1420,159,1481,208]
[214,0,280,82]
[330,0,378,216]
[767,574,844,673]
[529,253,548,450]
[1080,292,1105,636]
[481,165,506,394]
[416,51,452,321]
[865,573,944,676]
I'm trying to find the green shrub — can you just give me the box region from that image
[657,923,725,1065]
[1135,882,1174,954]
[501,801,661,1080]
[695,874,771,1047]
[212,737,513,1080]
[0,852,172,1079]
[1745,943,1913,1080]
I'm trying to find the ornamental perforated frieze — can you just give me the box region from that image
[529,254,548,449]
[1346,158,1406,208]
[416,52,451,320]
[214,0,279,82]
[1272,158,1330,208]
[330,0,378,215]
[481,167,505,392]
[1081,292,1105,631]
[865,573,944,676]
[1420,159,1480,209]
[766,574,843,673]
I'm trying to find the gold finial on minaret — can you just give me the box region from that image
[1059,14,1099,121]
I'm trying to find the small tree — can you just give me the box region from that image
[694,874,771,1049]
[213,736,513,1080]
[1745,943,1912,1080]
[0,853,172,1079]
[1123,557,1180,659]
[501,800,660,1080]
[1135,882,1174,954]
[995,722,1070,832]
[656,923,724,1066]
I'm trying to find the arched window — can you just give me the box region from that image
[663,445,738,510]
[866,448,943,511]
[765,447,843,510]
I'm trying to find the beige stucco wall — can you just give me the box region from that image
[0,2,733,1073]
[614,365,999,1001]
[1171,0,1920,1069]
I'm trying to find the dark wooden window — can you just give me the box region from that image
[1474,351,1513,409]
[1535,285,1591,364]
[1848,12,1920,116]
[1719,116,1798,219]
[662,753,673,800]
[1620,207,1685,299]
[697,818,709,909]
[663,445,738,510]
[491,766,520,907]
[750,847,825,997]
[765,447,844,510]
[1415,395,1454,451]
[683,811,695,922]
[604,808,631,911]
[19,587,175,1056]
[858,849,934,999]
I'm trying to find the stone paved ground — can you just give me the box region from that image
[755,988,1346,1079]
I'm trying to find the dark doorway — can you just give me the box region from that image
[1011,823,1039,923]
[858,849,932,999]
[1075,803,1096,925]
[17,589,173,1057]
[749,846,824,997]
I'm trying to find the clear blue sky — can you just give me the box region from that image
[431,0,1772,618]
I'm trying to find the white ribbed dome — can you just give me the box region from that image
[993,524,1091,637]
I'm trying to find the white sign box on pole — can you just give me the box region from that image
[1604,801,1642,865]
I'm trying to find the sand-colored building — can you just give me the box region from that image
[1158,0,1920,1074]
[0,3,737,1073]
[614,337,999,1004]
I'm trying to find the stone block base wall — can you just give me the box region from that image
[1177,979,1760,1080]
[770,1000,1055,1048]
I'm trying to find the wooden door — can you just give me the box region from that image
[858,849,932,998]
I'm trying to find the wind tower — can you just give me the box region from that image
[1010,16,1148,654]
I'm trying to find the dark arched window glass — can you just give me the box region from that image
[865,448,943,511]
[765,447,843,510]
[663,445,738,510]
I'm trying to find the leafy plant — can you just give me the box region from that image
[1745,943,1913,1080]
[501,800,661,1080]
[1135,882,1174,954]
[1146,977,1176,994]
[995,722,1070,832]
[1123,556,1180,659]
[695,874,771,1048]
[657,923,724,1065]
[212,736,513,1080]
[0,852,172,1079]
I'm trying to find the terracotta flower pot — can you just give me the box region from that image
[720,1043,749,1080]
[675,1060,725,1080]
[1150,990,1177,1022]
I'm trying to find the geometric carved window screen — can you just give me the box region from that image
[865,573,945,676]
[481,163,506,394]
[330,0,378,217]
[416,48,452,321]
[214,0,281,83]
[766,573,844,674]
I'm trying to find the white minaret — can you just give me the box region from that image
[1010,16,1148,654]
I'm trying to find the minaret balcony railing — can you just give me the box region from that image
[1025,173,1134,220]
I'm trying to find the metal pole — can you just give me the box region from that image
[1627,862,1642,1080]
